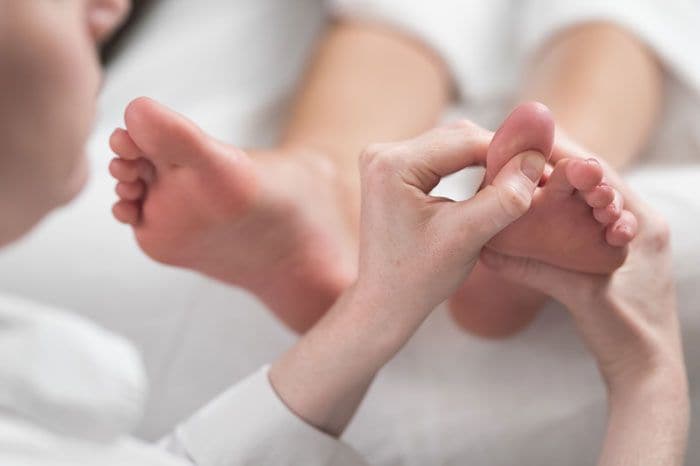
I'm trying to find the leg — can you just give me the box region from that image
[280,20,451,230]
[523,22,662,168]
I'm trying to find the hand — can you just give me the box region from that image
[355,121,547,333]
[483,163,681,389]
[270,117,548,437]
[481,167,688,465]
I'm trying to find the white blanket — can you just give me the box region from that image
[1,1,699,464]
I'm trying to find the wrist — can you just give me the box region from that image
[338,282,429,364]
[601,360,689,466]
[607,358,688,410]
[268,283,426,436]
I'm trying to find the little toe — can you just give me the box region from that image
[112,200,141,225]
[566,158,604,192]
[606,210,638,246]
[593,189,623,224]
[484,102,555,185]
[110,128,145,160]
[116,181,146,201]
[583,183,615,209]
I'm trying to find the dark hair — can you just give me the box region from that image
[100,0,157,65]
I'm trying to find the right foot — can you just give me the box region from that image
[449,103,638,338]
[109,97,357,333]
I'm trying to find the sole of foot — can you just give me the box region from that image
[109,97,357,333]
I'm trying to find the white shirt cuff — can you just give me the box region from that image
[165,366,367,466]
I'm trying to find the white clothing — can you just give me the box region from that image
[0,294,146,442]
[0,295,365,465]
[0,1,699,465]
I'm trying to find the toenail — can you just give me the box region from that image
[521,152,546,182]
[586,157,600,166]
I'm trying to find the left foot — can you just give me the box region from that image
[109,98,357,333]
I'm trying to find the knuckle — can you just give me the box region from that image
[496,184,532,220]
[358,143,384,167]
[359,143,406,180]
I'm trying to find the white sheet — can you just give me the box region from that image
[0,1,699,464]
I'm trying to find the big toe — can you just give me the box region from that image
[124,97,225,167]
[484,102,555,185]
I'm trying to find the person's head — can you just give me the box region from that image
[0,0,130,246]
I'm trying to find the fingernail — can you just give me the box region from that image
[521,152,546,182]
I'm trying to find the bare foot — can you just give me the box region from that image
[109,97,356,333]
[450,103,638,338]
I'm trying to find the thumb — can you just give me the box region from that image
[480,249,589,304]
[451,150,545,245]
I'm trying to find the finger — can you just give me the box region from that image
[480,249,588,304]
[404,123,492,180]
[361,124,494,194]
[451,150,544,245]
[483,101,555,185]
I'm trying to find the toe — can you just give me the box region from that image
[542,159,576,198]
[124,97,235,167]
[583,183,615,209]
[112,200,141,225]
[109,158,139,182]
[593,189,623,224]
[110,128,144,160]
[484,102,555,185]
[566,158,603,192]
[606,210,638,246]
[116,181,146,201]
[109,158,154,183]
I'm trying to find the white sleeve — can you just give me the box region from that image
[517,0,700,94]
[159,366,368,466]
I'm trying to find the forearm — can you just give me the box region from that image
[600,368,689,466]
[269,285,421,437]
[522,22,663,168]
